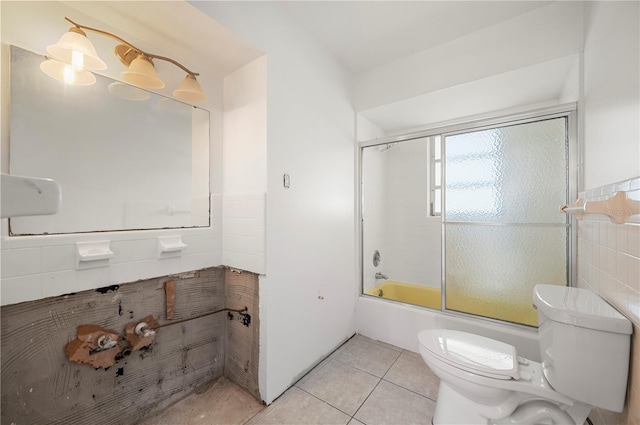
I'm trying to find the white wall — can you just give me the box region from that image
[223,57,268,196]
[582,1,640,190]
[191,2,356,404]
[222,57,267,274]
[578,4,640,422]
[356,114,386,141]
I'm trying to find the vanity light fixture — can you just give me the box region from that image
[40,25,106,86]
[41,17,207,103]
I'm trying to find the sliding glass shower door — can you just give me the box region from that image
[443,117,570,326]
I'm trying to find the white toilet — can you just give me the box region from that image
[418,284,632,425]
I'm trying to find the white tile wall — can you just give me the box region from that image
[222,193,266,274]
[0,194,223,306]
[576,177,640,322]
[575,176,640,425]
[383,141,441,288]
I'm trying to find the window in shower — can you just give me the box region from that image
[443,117,570,326]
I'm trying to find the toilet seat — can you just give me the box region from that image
[417,329,575,406]
[418,329,520,380]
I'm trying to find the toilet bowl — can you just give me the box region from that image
[418,329,590,424]
[417,284,632,425]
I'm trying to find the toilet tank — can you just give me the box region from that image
[533,284,632,412]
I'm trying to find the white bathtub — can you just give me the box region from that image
[356,295,540,361]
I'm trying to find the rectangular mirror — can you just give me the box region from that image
[7,45,210,235]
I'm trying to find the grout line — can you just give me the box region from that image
[381,348,404,380]
[377,348,440,402]
[294,357,382,421]
[380,379,438,406]
[330,356,388,380]
[381,375,438,403]
[295,385,358,420]
[287,336,437,425]
[350,376,384,425]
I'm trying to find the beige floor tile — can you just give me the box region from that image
[383,350,439,400]
[296,355,333,387]
[588,407,619,425]
[331,335,401,378]
[297,359,380,416]
[347,419,366,425]
[138,377,264,425]
[354,380,436,425]
[359,335,403,352]
[247,386,350,425]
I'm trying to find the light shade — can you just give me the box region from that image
[121,55,165,89]
[46,27,106,71]
[40,59,96,86]
[173,74,207,103]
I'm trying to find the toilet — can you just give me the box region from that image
[418,284,632,425]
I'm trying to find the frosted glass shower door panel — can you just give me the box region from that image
[445,225,567,326]
[444,117,569,326]
[445,118,567,223]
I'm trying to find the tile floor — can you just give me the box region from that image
[140,334,439,425]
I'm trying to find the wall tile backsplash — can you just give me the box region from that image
[222,193,266,275]
[576,176,639,425]
[1,195,223,306]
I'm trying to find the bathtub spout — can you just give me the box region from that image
[375,272,388,280]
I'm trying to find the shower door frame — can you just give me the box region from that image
[358,103,579,329]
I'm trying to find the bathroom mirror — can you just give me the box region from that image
[6,45,210,235]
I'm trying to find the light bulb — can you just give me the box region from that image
[63,64,76,85]
[71,50,84,70]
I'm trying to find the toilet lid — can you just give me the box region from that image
[418,329,520,380]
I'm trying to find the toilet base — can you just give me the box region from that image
[433,382,505,425]
[433,381,592,425]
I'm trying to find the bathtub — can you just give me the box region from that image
[357,288,540,361]
[366,281,441,309]
[365,280,537,326]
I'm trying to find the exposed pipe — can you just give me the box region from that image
[156,307,249,329]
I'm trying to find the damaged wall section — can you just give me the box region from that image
[224,269,260,400]
[1,266,260,425]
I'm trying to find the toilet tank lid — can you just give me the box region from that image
[533,284,632,334]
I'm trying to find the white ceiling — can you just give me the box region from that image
[279,1,553,74]
[38,1,555,84]
[360,54,579,133]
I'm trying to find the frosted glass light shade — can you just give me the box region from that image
[40,59,96,86]
[173,74,207,103]
[121,55,165,89]
[46,28,106,71]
